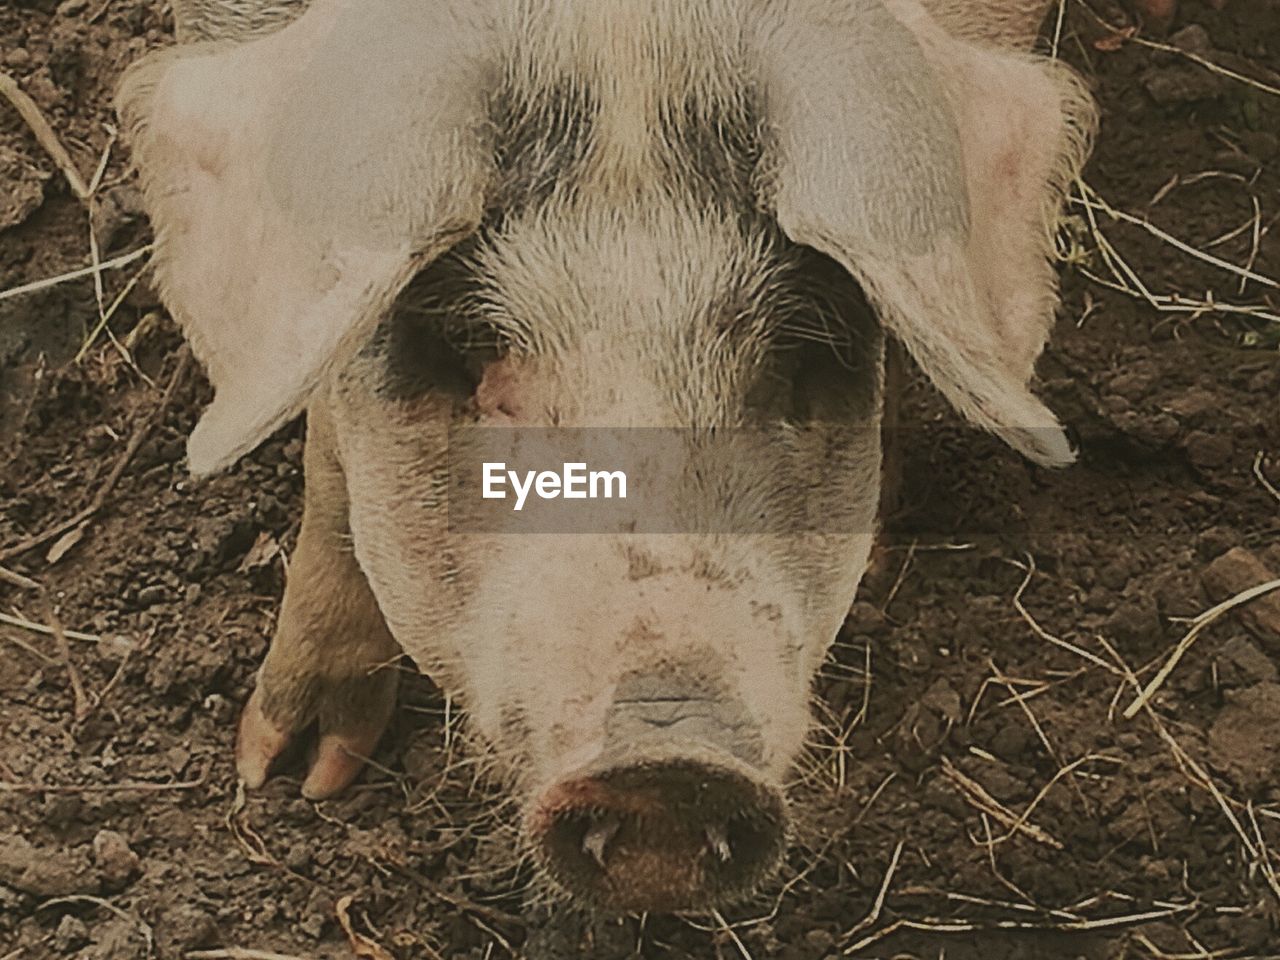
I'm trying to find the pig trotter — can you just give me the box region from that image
[235,404,401,800]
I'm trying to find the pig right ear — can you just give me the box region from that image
[118,0,492,475]
[756,0,1095,466]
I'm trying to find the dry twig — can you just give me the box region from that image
[0,565,90,721]
[0,69,89,199]
[1123,575,1280,718]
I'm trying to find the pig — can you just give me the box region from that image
[119,0,1095,913]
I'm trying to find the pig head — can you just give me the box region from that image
[119,0,1094,912]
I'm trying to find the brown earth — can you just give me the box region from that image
[2,1,1280,958]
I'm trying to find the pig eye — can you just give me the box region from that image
[747,247,879,422]
[378,244,503,401]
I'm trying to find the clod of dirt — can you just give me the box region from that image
[920,678,963,724]
[52,914,90,953]
[1140,26,1227,104]
[1216,635,1279,688]
[1209,683,1280,792]
[154,903,219,955]
[91,828,140,890]
[0,145,50,230]
[1170,23,1214,55]
[0,833,96,897]
[1202,547,1280,652]
[1104,588,1161,644]
[1182,430,1235,471]
[80,917,147,960]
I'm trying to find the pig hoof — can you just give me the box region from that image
[234,677,395,800]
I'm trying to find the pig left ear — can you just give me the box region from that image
[756,0,1095,466]
[118,0,493,475]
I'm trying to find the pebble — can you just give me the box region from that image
[92,829,141,889]
[1202,548,1280,652]
[156,904,219,955]
[1170,24,1213,55]
[1217,636,1278,687]
[1142,60,1224,105]
[4,47,32,70]
[53,914,90,952]
[1209,683,1280,791]
[1104,591,1161,644]
[0,833,96,897]
[136,584,170,607]
[1182,430,1233,470]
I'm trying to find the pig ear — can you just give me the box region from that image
[118,0,492,475]
[756,0,1095,466]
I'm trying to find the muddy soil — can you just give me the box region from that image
[2,1,1280,958]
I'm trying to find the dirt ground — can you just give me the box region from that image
[2,1,1279,958]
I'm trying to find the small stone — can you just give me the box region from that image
[990,723,1035,762]
[1106,369,1153,402]
[136,584,169,607]
[1209,683,1280,791]
[4,47,32,70]
[920,678,962,723]
[1169,24,1213,56]
[1161,387,1218,423]
[41,794,82,830]
[1182,430,1233,471]
[284,843,312,871]
[90,184,145,252]
[298,910,327,939]
[156,904,218,955]
[804,928,836,951]
[53,914,90,952]
[0,834,96,897]
[845,601,888,636]
[1195,525,1241,562]
[0,145,50,230]
[22,69,62,112]
[1142,63,1225,106]
[92,829,140,889]
[1202,548,1280,653]
[1217,636,1278,688]
[81,918,145,960]
[1105,592,1160,644]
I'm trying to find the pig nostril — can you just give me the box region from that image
[532,760,786,913]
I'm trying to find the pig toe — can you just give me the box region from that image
[235,687,292,789]
[301,722,388,800]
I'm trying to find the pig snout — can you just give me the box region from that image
[527,686,786,913]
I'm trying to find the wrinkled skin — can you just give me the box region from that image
[123,0,1095,914]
